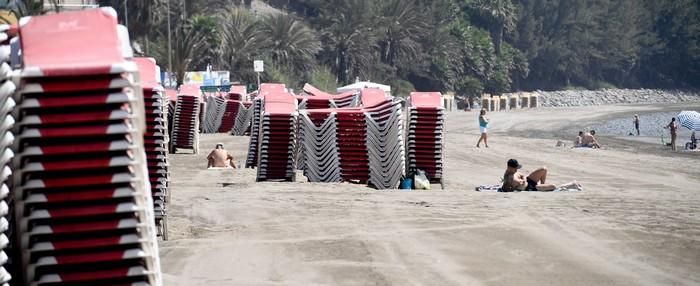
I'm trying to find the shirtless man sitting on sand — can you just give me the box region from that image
[581,130,601,148]
[207,143,236,168]
[501,159,581,192]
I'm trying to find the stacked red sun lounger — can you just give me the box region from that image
[201,91,226,133]
[245,83,286,168]
[217,98,240,133]
[170,84,200,154]
[297,110,341,181]
[298,88,405,188]
[11,8,162,285]
[0,24,16,285]
[228,85,246,101]
[256,92,298,181]
[134,58,170,240]
[164,89,177,140]
[230,101,252,136]
[301,83,358,108]
[406,92,445,188]
[223,86,251,135]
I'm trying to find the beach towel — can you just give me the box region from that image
[475,185,582,192]
[475,185,501,192]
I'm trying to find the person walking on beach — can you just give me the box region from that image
[476,109,489,148]
[666,118,678,151]
[633,114,640,136]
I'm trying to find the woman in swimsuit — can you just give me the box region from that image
[476,109,489,148]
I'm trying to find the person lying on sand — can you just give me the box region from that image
[207,143,236,168]
[581,130,601,148]
[501,159,582,192]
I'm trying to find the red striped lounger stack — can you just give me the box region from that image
[255,91,298,182]
[298,88,405,189]
[133,58,170,240]
[170,84,200,154]
[245,83,286,168]
[0,23,16,285]
[406,92,445,189]
[11,8,162,285]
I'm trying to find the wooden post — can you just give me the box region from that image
[509,93,519,110]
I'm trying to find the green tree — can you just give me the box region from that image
[260,13,321,74]
[188,14,220,71]
[151,18,208,86]
[377,0,428,66]
[308,65,337,92]
[218,8,266,83]
[315,0,378,84]
[639,0,700,88]
[468,0,517,55]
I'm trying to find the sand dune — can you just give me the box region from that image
[160,103,700,286]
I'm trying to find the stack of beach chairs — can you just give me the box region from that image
[228,86,244,101]
[221,86,249,135]
[171,85,201,154]
[200,89,253,134]
[406,92,445,188]
[255,92,298,181]
[0,24,15,285]
[297,111,341,181]
[165,89,177,138]
[217,98,240,133]
[364,90,405,189]
[230,101,253,136]
[301,83,358,108]
[297,88,405,189]
[245,83,286,168]
[10,8,162,285]
[201,92,226,133]
[134,58,170,240]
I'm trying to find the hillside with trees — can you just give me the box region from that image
[95,0,698,96]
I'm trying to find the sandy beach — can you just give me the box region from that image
[160,102,700,286]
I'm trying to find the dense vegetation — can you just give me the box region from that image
[16,1,700,96]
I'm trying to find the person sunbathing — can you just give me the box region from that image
[581,130,601,148]
[207,143,236,168]
[501,159,582,192]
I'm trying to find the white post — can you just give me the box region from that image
[254,60,264,91]
[124,0,128,28]
[167,0,172,74]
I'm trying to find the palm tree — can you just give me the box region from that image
[410,0,463,91]
[150,18,208,86]
[187,14,220,71]
[260,13,321,74]
[317,0,378,84]
[0,0,59,23]
[471,0,517,55]
[218,8,266,83]
[377,0,428,66]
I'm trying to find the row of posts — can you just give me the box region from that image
[481,92,539,111]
